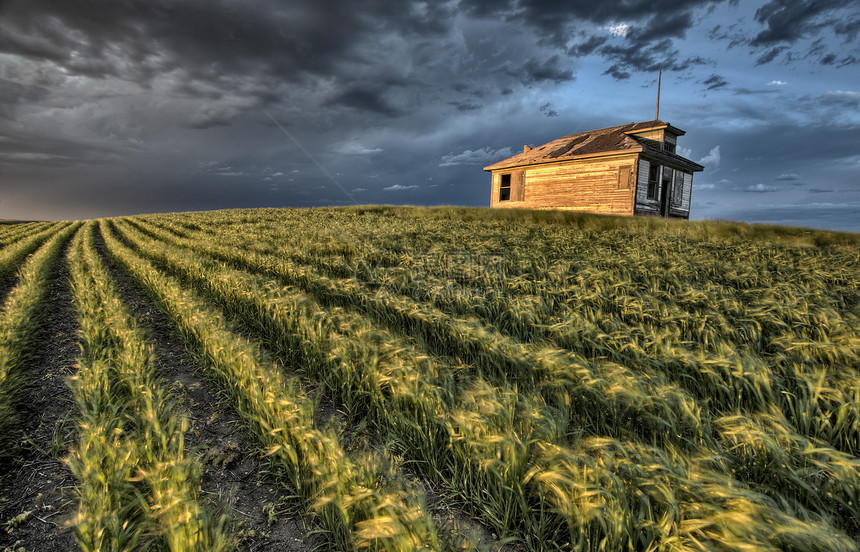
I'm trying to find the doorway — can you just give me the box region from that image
[660,169,673,217]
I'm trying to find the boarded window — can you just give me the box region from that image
[647,164,660,200]
[672,171,685,207]
[512,170,524,201]
[618,166,632,189]
[499,174,511,201]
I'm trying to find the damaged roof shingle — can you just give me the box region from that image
[483,120,700,171]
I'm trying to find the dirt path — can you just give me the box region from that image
[93,227,322,551]
[0,241,79,551]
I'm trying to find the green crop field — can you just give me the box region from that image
[0,206,858,552]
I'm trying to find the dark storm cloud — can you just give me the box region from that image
[1,0,858,231]
[461,0,729,45]
[0,0,455,116]
[734,0,860,66]
[0,0,731,130]
[599,39,709,77]
[464,0,727,79]
[751,0,853,45]
[0,0,412,78]
[820,53,859,67]
[627,11,694,43]
[517,55,575,84]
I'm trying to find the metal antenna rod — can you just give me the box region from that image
[656,69,662,120]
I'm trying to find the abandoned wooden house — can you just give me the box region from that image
[483,120,704,219]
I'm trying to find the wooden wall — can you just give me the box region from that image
[489,153,638,216]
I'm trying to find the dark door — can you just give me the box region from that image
[660,173,672,216]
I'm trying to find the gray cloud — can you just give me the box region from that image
[698,146,721,169]
[755,46,788,65]
[518,55,575,85]
[703,74,729,90]
[540,102,558,117]
[571,35,609,57]
[741,183,778,192]
[439,147,513,167]
[775,173,801,181]
[326,87,403,117]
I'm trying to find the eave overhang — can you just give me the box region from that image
[624,123,686,136]
[640,150,705,172]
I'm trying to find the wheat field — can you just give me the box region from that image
[0,206,858,551]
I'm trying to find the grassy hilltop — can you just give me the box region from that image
[1,206,858,551]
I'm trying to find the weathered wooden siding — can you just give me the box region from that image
[682,172,692,211]
[629,129,664,142]
[490,154,638,215]
[634,161,692,219]
[634,158,661,216]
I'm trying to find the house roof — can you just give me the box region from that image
[482,120,704,172]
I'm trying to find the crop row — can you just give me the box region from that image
[0,222,55,248]
[0,222,67,287]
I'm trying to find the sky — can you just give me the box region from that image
[0,0,858,231]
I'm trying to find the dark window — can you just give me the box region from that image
[647,164,659,200]
[499,173,511,201]
[663,142,676,154]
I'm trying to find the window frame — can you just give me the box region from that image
[618,165,632,190]
[647,164,660,200]
[499,173,512,201]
